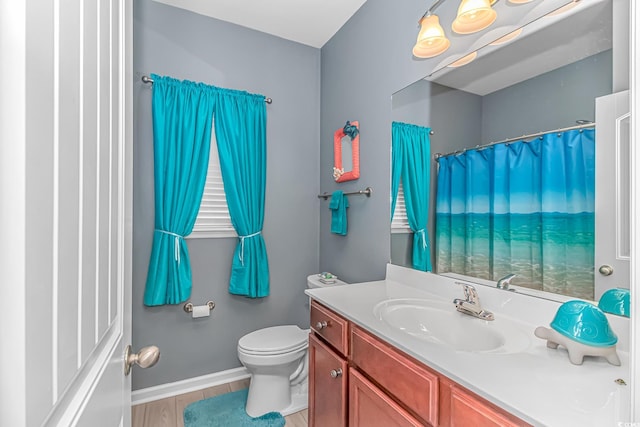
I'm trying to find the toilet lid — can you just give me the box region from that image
[238,325,308,355]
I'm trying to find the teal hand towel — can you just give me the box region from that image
[329,191,349,235]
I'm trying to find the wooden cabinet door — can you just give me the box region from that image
[349,368,424,427]
[309,333,348,427]
[448,385,530,427]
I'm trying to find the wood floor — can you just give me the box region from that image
[132,379,308,427]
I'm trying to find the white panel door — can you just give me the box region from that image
[595,90,630,300]
[0,0,136,426]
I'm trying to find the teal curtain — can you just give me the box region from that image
[391,122,432,271]
[214,90,270,298]
[390,123,402,221]
[144,75,214,306]
[435,128,595,300]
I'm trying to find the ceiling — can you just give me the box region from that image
[151,0,368,48]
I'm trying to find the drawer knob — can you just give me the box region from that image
[315,321,328,330]
[330,368,343,378]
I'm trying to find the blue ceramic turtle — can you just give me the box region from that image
[534,300,620,365]
[598,288,630,318]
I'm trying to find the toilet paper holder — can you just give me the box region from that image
[183,301,215,313]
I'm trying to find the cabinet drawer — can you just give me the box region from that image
[351,325,438,426]
[310,300,349,356]
[349,368,424,427]
[309,333,348,427]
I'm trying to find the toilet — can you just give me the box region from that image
[237,274,347,417]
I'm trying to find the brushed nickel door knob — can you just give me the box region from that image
[330,368,343,378]
[124,345,160,376]
[599,265,614,276]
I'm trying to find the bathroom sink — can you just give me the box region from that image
[373,298,531,354]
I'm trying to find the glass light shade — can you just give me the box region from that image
[413,14,451,58]
[489,27,523,45]
[448,51,478,67]
[546,0,579,17]
[452,0,497,34]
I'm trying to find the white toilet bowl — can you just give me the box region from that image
[237,274,348,417]
[237,325,309,417]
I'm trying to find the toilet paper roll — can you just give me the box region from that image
[192,304,210,318]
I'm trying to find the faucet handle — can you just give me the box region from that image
[463,285,479,303]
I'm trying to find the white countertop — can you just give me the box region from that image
[305,265,631,427]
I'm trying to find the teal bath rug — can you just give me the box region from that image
[183,389,285,427]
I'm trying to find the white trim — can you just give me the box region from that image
[131,367,250,406]
[630,0,640,420]
[52,0,61,404]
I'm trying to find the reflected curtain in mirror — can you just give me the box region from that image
[391,122,433,271]
[435,128,595,299]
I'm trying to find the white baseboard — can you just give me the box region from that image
[131,367,250,405]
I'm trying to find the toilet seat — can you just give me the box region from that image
[238,325,308,356]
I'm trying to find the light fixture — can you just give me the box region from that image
[413,13,451,58]
[451,0,497,34]
[489,27,523,45]
[508,0,534,3]
[448,51,478,67]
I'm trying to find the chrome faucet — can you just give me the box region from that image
[496,273,517,291]
[453,283,494,321]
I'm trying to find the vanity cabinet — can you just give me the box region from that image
[309,300,531,427]
[309,333,348,427]
[309,300,349,427]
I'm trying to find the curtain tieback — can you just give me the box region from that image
[238,231,262,265]
[156,229,184,265]
[415,228,428,250]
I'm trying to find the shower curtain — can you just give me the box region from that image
[435,128,595,299]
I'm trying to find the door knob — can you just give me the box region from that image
[124,345,160,376]
[330,368,343,378]
[599,265,614,276]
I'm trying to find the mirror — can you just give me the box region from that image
[333,120,360,182]
[391,0,628,302]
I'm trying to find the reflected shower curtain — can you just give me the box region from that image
[435,128,595,299]
[391,122,432,271]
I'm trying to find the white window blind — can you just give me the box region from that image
[190,127,236,238]
[391,181,411,232]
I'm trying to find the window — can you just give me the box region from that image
[189,128,236,238]
[391,181,411,233]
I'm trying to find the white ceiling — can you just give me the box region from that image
[151,0,368,48]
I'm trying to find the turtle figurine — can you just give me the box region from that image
[534,300,620,366]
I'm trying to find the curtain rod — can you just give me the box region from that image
[141,75,273,104]
[317,187,373,200]
[433,122,596,160]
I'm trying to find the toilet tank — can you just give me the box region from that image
[307,273,348,289]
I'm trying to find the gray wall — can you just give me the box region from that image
[133,1,321,390]
[481,49,613,144]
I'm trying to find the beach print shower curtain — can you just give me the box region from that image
[435,128,595,300]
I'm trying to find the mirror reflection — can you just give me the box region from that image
[391,0,629,302]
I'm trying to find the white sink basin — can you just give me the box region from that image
[373,298,531,354]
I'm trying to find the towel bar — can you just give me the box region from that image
[318,186,372,200]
